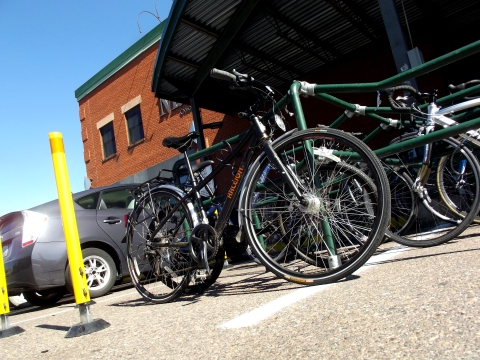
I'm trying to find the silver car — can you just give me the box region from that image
[0,183,138,307]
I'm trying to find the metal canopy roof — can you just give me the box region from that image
[152,0,479,114]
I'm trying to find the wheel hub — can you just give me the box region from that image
[298,193,322,214]
[84,256,109,289]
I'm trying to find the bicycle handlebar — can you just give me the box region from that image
[210,68,254,89]
[380,85,422,113]
[448,80,480,101]
[448,79,480,93]
[210,68,237,82]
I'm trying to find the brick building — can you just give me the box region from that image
[75,22,249,192]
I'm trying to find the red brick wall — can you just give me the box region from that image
[78,43,239,188]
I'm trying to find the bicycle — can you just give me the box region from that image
[445,80,480,223]
[378,84,480,247]
[125,68,391,303]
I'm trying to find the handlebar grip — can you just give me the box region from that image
[448,80,480,93]
[381,85,423,112]
[210,68,237,82]
[390,85,421,98]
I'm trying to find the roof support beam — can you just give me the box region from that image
[263,6,342,60]
[180,17,219,39]
[378,0,418,88]
[324,0,378,42]
[191,0,261,96]
[167,55,200,69]
[276,31,328,65]
[410,0,439,19]
[236,41,304,78]
[338,0,385,39]
[240,60,288,83]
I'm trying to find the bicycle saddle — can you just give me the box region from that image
[162,131,199,152]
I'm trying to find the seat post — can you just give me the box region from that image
[182,149,205,221]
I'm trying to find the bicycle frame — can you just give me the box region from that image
[152,121,302,244]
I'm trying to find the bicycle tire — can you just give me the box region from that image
[437,141,480,224]
[240,127,391,285]
[126,187,193,303]
[383,167,417,237]
[385,134,480,247]
[451,137,480,224]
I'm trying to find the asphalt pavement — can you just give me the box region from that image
[2,225,480,359]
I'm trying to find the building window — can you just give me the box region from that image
[125,105,145,145]
[100,122,116,159]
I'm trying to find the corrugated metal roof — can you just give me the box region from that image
[151,0,479,114]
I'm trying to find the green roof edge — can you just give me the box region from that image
[75,20,166,101]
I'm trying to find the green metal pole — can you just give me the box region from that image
[321,220,336,255]
[313,40,480,94]
[362,126,383,144]
[329,112,350,129]
[290,82,308,130]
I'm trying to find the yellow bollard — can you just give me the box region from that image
[49,132,109,338]
[0,235,25,338]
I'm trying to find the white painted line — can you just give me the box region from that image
[218,244,409,329]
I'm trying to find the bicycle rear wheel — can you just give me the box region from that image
[385,135,480,247]
[126,187,193,303]
[240,128,391,285]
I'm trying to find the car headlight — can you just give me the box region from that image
[21,210,48,247]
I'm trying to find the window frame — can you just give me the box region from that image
[124,104,145,146]
[99,121,117,160]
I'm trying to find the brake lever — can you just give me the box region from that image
[233,69,250,78]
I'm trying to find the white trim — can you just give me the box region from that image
[121,95,142,114]
[96,113,114,129]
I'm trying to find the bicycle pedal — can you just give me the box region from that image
[193,269,208,282]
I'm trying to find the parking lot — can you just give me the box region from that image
[3,226,480,359]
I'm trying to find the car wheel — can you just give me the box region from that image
[23,288,66,307]
[65,248,117,298]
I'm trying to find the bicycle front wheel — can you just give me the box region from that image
[126,187,193,303]
[240,128,391,285]
[386,136,480,247]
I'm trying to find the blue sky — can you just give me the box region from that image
[0,1,172,216]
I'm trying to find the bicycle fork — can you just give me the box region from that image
[253,117,340,267]
[413,115,462,225]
